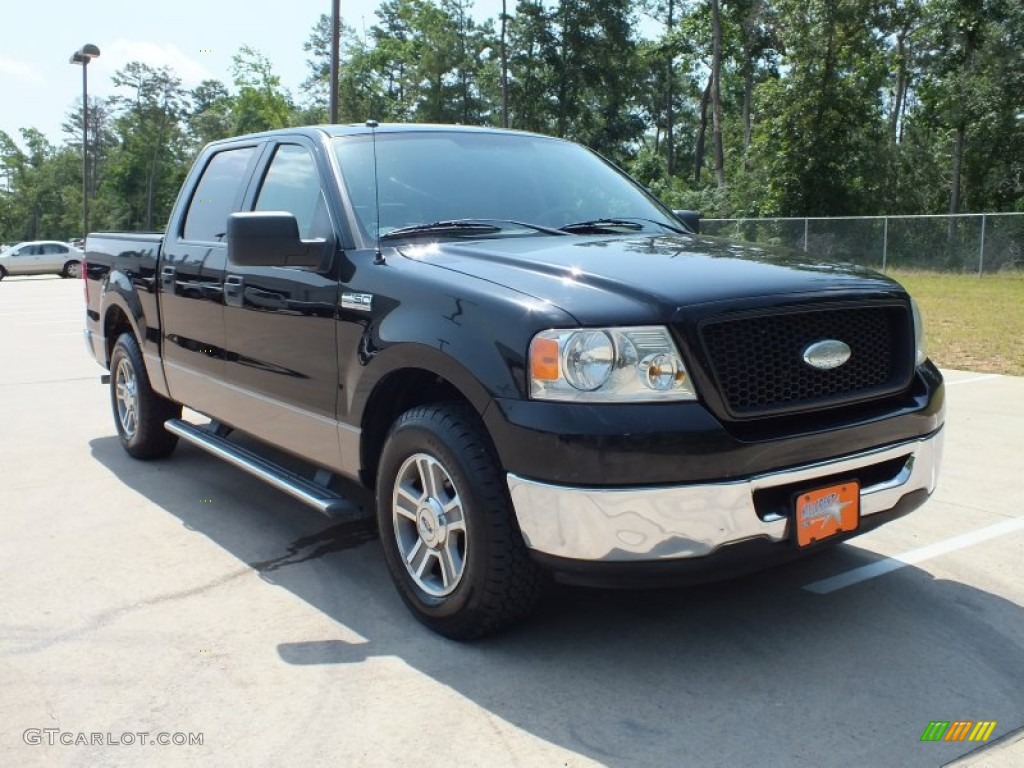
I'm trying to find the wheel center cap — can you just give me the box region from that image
[416,499,446,548]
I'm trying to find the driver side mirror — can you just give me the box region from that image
[227,211,326,269]
[673,210,701,234]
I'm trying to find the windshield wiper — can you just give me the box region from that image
[381,220,502,240]
[635,217,687,234]
[559,217,688,235]
[559,218,645,234]
[380,218,565,240]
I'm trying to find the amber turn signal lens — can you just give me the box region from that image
[530,337,560,381]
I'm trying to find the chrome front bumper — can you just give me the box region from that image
[506,430,943,562]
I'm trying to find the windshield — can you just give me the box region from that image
[331,131,679,240]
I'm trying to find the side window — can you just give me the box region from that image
[183,146,257,243]
[254,144,326,240]
[43,244,67,255]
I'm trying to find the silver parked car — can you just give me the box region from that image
[0,240,85,280]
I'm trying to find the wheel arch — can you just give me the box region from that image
[359,366,490,489]
[103,303,135,366]
[98,278,170,397]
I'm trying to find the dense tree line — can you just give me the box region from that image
[2,0,1022,242]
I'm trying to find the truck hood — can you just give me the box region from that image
[397,233,903,324]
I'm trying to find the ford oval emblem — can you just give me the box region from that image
[802,339,851,370]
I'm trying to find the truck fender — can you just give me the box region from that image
[99,269,171,398]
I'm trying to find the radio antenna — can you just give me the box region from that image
[367,119,385,265]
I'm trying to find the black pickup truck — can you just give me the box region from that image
[84,124,944,639]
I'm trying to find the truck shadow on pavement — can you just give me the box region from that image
[89,435,1023,768]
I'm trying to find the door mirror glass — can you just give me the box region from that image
[227,212,325,268]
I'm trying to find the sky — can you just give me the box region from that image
[0,0,509,149]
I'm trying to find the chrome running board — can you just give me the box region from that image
[165,419,363,520]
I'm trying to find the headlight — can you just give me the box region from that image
[911,298,927,366]
[529,326,698,402]
[562,330,615,390]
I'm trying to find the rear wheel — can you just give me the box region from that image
[109,333,181,459]
[376,403,544,640]
[62,261,80,278]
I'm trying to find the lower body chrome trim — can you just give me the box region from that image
[163,360,361,479]
[165,419,362,519]
[507,430,943,562]
[84,328,106,366]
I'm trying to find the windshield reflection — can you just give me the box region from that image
[332,131,680,241]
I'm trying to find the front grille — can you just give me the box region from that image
[699,304,913,418]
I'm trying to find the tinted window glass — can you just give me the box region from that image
[183,147,257,243]
[332,132,677,238]
[254,144,323,239]
[43,244,68,254]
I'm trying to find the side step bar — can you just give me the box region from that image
[165,419,363,520]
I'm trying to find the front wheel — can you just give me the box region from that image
[109,333,181,459]
[0,266,6,281]
[376,403,544,640]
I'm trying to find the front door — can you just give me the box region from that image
[219,139,345,471]
[9,244,42,274]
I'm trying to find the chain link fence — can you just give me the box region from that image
[701,214,1024,275]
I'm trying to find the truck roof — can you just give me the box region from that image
[203,123,551,148]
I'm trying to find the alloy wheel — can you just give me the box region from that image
[392,452,468,597]
[115,358,139,438]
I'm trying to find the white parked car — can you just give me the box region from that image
[0,240,85,280]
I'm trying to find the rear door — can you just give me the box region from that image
[40,243,69,272]
[219,138,345,471]
[158,143,262,415]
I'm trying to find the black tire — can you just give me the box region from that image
[376,403,544,640]
[62,261,80,278]
[109,332,181,459]
[0,266,6,281]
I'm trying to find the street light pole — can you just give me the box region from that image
[500,0,509,128]
[329,0,340,123]
[69,44,100,240]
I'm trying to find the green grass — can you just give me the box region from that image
[887,270,1024,376]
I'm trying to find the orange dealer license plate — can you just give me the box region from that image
[794,482,860,548]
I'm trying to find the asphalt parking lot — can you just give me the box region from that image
[1,275,1022,767]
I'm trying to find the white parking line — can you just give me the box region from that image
[0,376,97,388]
[0,312,83,317]
[803,517,1024,594]
[15,320,82,325]
[946,374,1001,386]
